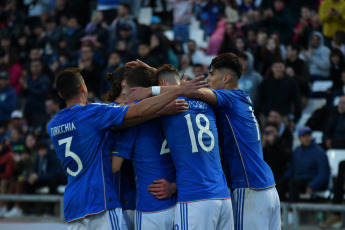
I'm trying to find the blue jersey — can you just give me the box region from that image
[211,89,275,190]
[113,119,176,213]
[47,103,129,222]
[109,102,136,211]
[160,97,230,203]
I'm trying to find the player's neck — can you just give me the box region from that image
[66,96,87,108]
[224,83,238,90]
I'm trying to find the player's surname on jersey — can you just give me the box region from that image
[50,122,76,137]
[187,100,208,109]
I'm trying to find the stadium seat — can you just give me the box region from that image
[189,29,205,49]
[326,149,345,177]
[311,80,333,93]
[137,7,152,26]
[304,98,327,114]
[164,30,174,41]
[312,131,323,144]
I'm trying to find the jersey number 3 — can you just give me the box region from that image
[59,137,83,177]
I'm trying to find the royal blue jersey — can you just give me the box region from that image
[48,103,129,222]
[160,97,230,203]
[211,89,275,190]
[108,102,136,211]
[112,119,176,213]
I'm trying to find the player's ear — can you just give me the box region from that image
[121,80,126,89]
[158,79,165,86]
[80,83,86,93]
[58,92,64,99]
[223,73,232,84]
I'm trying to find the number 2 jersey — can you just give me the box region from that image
[211,89,275,190]
[47,103,129,222]
[160,97,230,203]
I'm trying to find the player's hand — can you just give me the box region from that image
[179,75,208,99]
[180,73,188,86]
[148,179,177,200]
[125,87,152,104]
[126,59,157,72]
[158,99,189,115]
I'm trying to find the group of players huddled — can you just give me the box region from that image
[48,53,280,230]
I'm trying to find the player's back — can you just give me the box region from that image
[114,119,176,213]
[160,97,230,202]
[48,103,128,222]
[211,89,275,190]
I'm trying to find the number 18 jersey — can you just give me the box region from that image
[48,103,129,222]
[160,97,230,203]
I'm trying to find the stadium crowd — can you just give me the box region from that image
[0,0,345,228]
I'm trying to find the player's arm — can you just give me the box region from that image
[123,76,205,120]
[113,99,189,130]
[148,179,177,200]
[111,156,124,173]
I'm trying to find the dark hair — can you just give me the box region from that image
[264,122,279,131]
[193,63,204,69]
[125,66,157,88]
[55,68,84,101]
[104,65,133,103]
[119,2,131,11]
[286,43,301,53]
[272,58,285,65]
[237,52,248,61]
[156,64,180,79]
[210,53,242,79]
[36,142,48,151]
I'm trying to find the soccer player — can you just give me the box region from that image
[153,64,233,230]
[110,66,178,230]
[47,67,204,229]
[128,54,280,229]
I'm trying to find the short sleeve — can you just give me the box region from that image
[87,103,130,130]
[111,127,138,160]
[211,89,233,109]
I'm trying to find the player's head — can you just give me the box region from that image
[207,53,242,90]
[56,68,87,101]
[124,66,157,88]
[156,64,180,86]
[104,65,134,103]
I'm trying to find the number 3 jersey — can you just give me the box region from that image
[211,89,275,190]
[47,103,129,222]
[160,97,230,203]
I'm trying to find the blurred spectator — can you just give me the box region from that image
[233,35,248,54]
[26,143,65,195]
[238,52,262,104]
[285,43,310,107]
[3,51,23,96]
[258,37,282,77]
[150,33,169,66]
[59,15,84,62]
[44,97,60,124]
[245,27,259,54]
[292,4,314,49]
[78,44,103,98]
[267,109,293,150]
[41,16,61,64]
[255,59,302,129]
[0,137,14,217]
[16,34,30,66]
[50,52,72,76]
[178,54,194,80]
[299,32,331,81]
[327,49,345,101]
[262,122,291,183]
[97,0,119,25]
[201,0,225,36]
[236,0,262,14]
[323,95,345,149]
[23,0,51,25]
[224,0,239,23]
[218,22,236,54]
[100,52,123,98]
[192,63,206,79]
[186,39,205,65]
[332,30,345,56]
[270,32,286,60]
[318,0,345,45]
[51,0,72,26]
[0,71,17,124]
[137,42,159,68]
[108,2,137,50]
[9,128,24,157]
[25,47,54,83]
[168,0,193,43]
[262,0,293,45]
[311,14,322,33]
[320,160,345,228]
[206,17,227,55]
[21,59,50,128]
[277,126,330,202]
[4,133,36,218]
